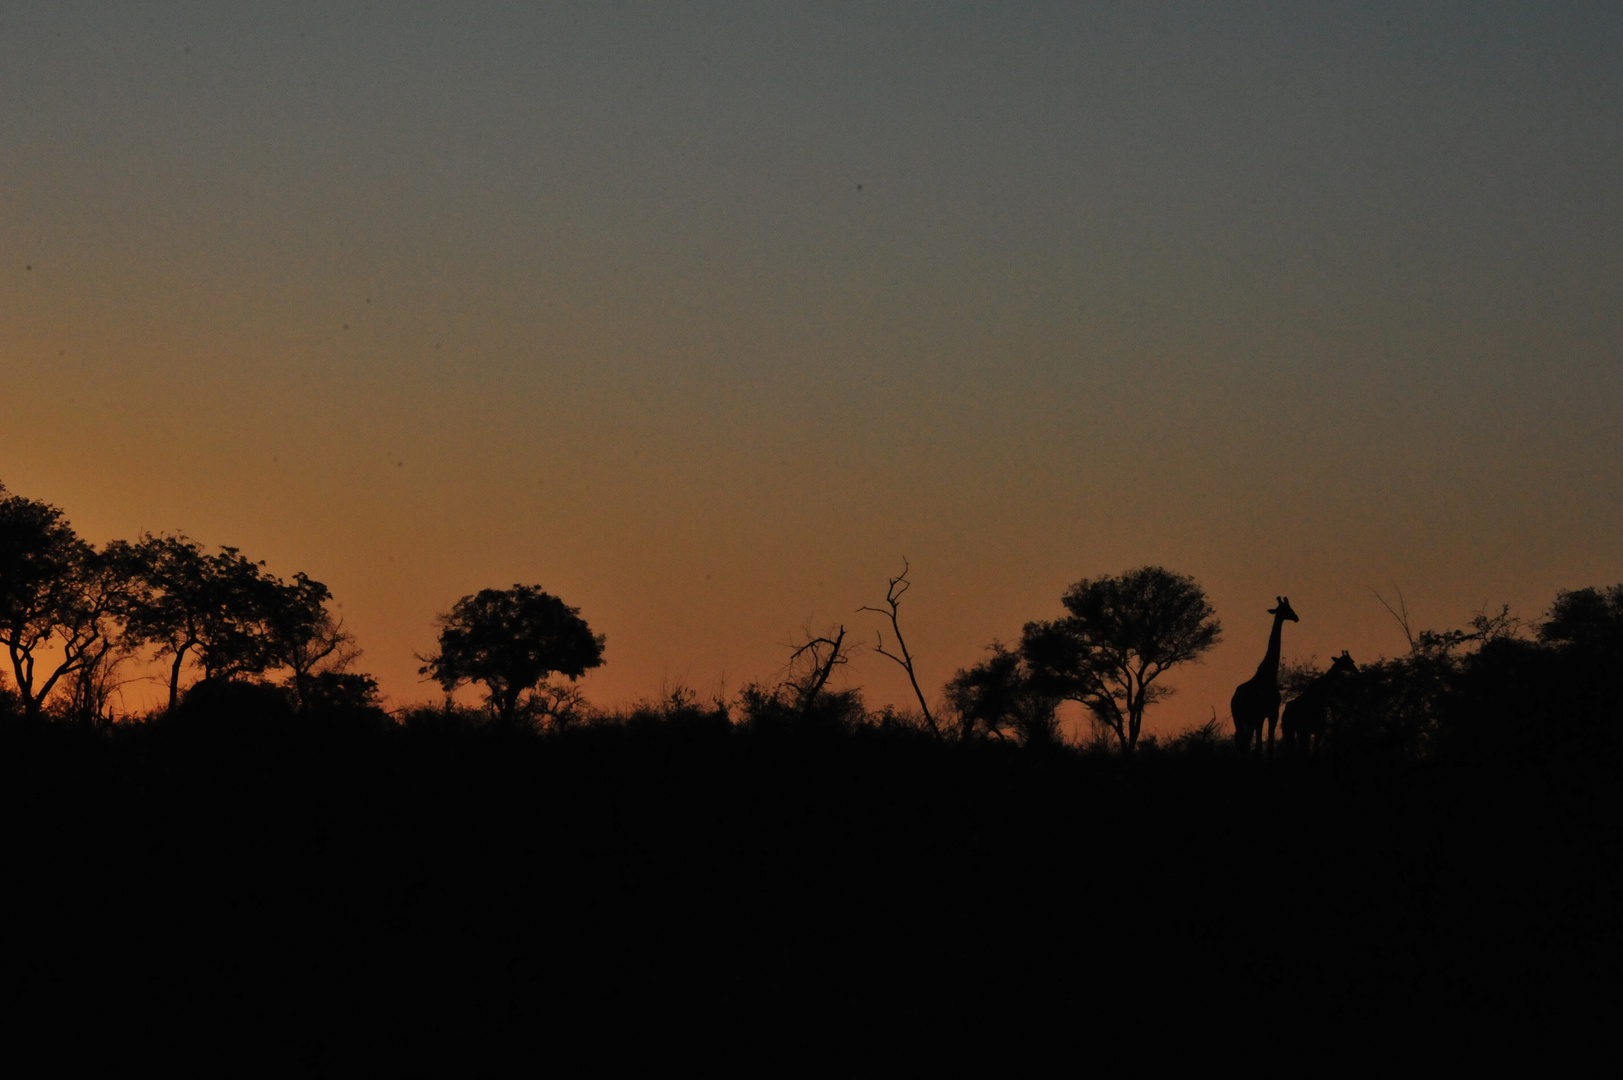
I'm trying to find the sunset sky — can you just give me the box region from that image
[4,2,1620,733]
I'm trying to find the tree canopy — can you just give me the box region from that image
[0,485,134,720]
[121,536,349,712]
[419,585,606,726]
[1,481,365,721]
[1021,566,1221,752]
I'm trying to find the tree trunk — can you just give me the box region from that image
[11,647,43,721]
[168,652,186,713]
[290,663,311,712]
[500,685,522,726]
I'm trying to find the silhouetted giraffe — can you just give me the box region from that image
[1230,597,1298,754]
[1281,651,1357,754]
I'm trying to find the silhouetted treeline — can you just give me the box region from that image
[1276,594,1623,767]
[3,481,1621,1065]
[0,482,375,726]
[6,480,1621,768]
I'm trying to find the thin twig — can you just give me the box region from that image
[1370,583,1416,652]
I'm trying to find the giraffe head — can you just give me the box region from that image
[1329,650,1357,675]
[1269,596,1300,623]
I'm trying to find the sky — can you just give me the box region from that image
[4,1,1621,733]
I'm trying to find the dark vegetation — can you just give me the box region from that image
[2,481,1620,1066]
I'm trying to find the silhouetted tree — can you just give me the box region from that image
[1540,585,1623,752]
[126,536,276,710]
[944,641,1060,745]
[0,485,136,721]
[123,534,359,715]
[1021,566,1221,753]
[1444,583,1623,762]
[300,670,382,713]
[788,625,849,719]
[259,571,361,712]
[60,630,143,725]
[1540,584,1623,657]
[734,625,869,733]
[1341,593,1525,760]
[418,585,605,726]
[860,560,939,737]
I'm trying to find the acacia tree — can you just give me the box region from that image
[0,486,136,721]
[1021,566,1221,753]
[419,585,605,726]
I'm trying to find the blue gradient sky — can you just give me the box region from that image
[4,2,1620,729]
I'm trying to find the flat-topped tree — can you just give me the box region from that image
[1022,566,1221,753]
[419,585,605,726]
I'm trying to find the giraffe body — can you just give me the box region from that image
[1230,597,1298,754]
[1281,651,1357,753]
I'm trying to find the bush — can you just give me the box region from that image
[162,678,297,735]
[737,681,868,734]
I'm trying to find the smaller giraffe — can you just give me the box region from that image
[1281,651,1357,754]
[1230,597,1298,755]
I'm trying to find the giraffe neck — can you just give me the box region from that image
[1256,611,1286,680]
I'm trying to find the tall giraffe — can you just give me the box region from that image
[1230,597,1298,754]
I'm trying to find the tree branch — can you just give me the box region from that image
[858,559,939,737]
[1371,583,1416,652]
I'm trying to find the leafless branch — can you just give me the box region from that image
[789,625,848,715]
[858,558,939,737]
[1370,583,1416,652]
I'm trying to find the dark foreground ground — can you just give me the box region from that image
[2,709,1618,1071]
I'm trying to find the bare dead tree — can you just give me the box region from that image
[858,559,938,737]
[1371,583,1417,653]
[788,625,848,717]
